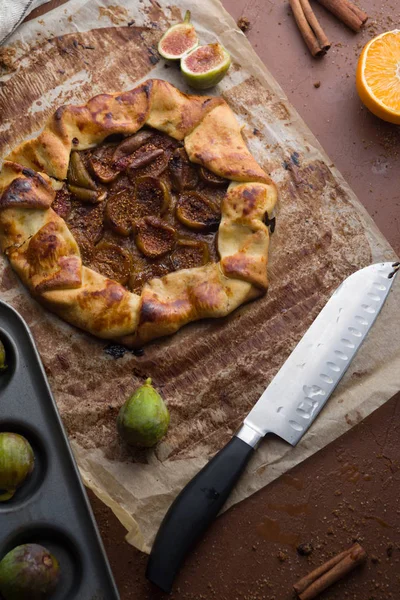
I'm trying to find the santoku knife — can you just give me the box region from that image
[146,261,399,593]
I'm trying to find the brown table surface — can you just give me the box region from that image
[24,1,400,598]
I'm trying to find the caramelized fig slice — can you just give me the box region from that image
[115,145,164,172]
[169,148,198,192]
[135,216,177,258]
[67,184,105,204]
[126,146,170,179]
[113,130,154,163]
[90,241,133,286]
[70,229,95,264]
[68,201,105,245]
[171,239,210,270]
[199,166,228,187]
[176,191,221,231]
[52,185,72,219]
[105,189,136,237]
[135,176,170,217]
[89,146,120,183]
[67,151,97,190]
[129,261,171,295]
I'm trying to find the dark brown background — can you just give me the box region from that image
[25,1,400,598]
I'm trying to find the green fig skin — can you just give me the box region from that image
[117,378,170,448]
[0,433,35,501]
[0,544,60,600]
[0,340,7,372]
[180,43,231,90]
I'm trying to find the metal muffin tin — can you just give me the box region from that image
[0,300,120,599]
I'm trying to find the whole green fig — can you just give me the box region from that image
[0,340,7,372]
[0,433,34,501]
[117,378,170,447]
[0,544,60,600]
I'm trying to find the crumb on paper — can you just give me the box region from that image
[314,81,321,88]
[237,16,251,33]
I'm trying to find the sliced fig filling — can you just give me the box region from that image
[90,242,133,286]
[134,217,177,258]
[89,146,120,183]
[169,148,198,191]
[176,191,220,231]
[171,239,209,270]
[52,186,71,220]
[54,128,229,292]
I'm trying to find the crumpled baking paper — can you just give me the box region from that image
[0,0,398,553]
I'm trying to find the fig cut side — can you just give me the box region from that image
[158,10,198,60]
[181,43,231,89]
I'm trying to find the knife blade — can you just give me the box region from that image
[146,262,399,593]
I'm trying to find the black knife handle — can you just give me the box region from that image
[146,436,254,593]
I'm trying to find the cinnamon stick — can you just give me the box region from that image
[289,0,328,57]
[299,0,331,51]
[346,1,368,26]
[293,543,367,600]
[316,0,368,32]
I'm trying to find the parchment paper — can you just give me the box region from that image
[0,0,399,553]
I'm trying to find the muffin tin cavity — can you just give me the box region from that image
[0,526,82,599]
[0,330,17,392]
[0,300,119,598]
[0,422,47,508]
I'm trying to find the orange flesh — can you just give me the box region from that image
[160,25,197,56]
[185,45,224,73]
[362,32,400,112]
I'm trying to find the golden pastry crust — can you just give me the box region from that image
[0,79,277,346]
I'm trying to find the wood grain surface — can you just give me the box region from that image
[18,1,400,598]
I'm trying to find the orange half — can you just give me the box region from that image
[356,30,400,124]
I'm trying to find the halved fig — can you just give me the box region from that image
[105,177,170,237]
[89,146,120,183]
[171,239,210,270]
[126,146,170,180]
[68,201,105,248]
[52,186,72,219]
[112,130,154,163]
[67,151,97,190]
[67,184,105,204]
[105,189,136,236]
[176,191,221,231]
[181,43,231,90]
[115,144,164,172]
[199,166,228,187]
[69,229,95,264]
[158,10,198,60]
[134,176,170,217]
[90,241,133,285]
[169,148,198,192]
[134,217,177,258]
